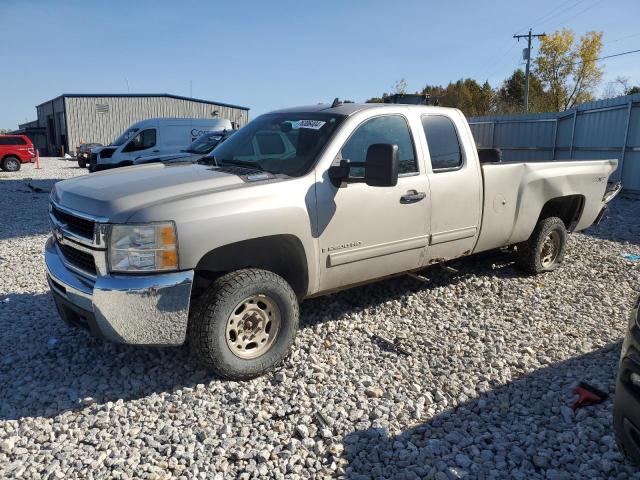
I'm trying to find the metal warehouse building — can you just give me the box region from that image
[35,94,249,156]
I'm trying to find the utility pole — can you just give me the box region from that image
[513,29,546,112]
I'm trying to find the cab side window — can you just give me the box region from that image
[339,115,418,177]
[123,129,156,152]
[421,115,463,171]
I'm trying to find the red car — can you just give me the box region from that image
[0,135,36,172]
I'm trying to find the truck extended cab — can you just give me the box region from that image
[45,102,621,379]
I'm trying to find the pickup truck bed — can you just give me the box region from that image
[475,159,618,253]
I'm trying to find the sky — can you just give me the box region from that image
[1,0,639,129]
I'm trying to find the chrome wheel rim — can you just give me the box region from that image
[540,230,561,268]
[225,294,281,359]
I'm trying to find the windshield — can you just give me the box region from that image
[111,127,140,146]
[209,113,346,177]
[185,132,224,154]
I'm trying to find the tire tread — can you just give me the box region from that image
[515,216,567,274]
[189,268,299,380]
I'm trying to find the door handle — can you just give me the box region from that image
[400,190,426,204]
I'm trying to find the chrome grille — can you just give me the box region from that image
[51,205,95,239]
[58,242,97,276]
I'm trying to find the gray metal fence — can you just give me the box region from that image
[468,93,640,192]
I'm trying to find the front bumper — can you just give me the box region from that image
[614,296,640,464]
[44,236,194,346]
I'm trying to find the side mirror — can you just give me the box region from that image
[328,143,399,188]
[364,143,399,187]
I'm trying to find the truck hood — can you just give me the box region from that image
[52,162,251,222]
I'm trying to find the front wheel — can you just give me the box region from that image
[78,157,87,168]
[515,216,567,274]
[1,156,21,172]
[189,268,299,380]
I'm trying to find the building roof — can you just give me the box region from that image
[36,93,249,111]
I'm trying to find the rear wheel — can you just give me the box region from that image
[515,216,567,274]
[1,156,21,172]
[189,268,299,380]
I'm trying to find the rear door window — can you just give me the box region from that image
[421,115,463,171]
[0,137,26,145]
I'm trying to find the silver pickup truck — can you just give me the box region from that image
[45,102,621,379]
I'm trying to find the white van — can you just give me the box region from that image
[92,118,232,171]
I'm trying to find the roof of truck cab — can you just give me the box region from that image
[268,103,459,116]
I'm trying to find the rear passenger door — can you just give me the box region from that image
[421,112,482,261]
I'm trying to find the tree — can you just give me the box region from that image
[628,86,640,95]
[365,95,386,103]
[421,79,494,117]
[535,29,603,111]
[602,76,631,99]
[393,78,408,94]
[496,69,549,113]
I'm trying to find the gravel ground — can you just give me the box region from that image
[1,159,640,479]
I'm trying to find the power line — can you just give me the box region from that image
[545,0,605,32]
[605,32,640,45]
[569,48,640,66]
[477,43,518,81]
[513,0,584,35]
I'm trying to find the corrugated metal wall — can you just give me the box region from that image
[469,93,640,191]
[62,96,249,153]
[36,97,66,155]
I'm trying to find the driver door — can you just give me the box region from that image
[315,113,430,292]
[122,128,157,161]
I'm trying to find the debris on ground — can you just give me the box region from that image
[573,382,608,410]
[24,180,47,193]
[365,327,412,356]
[1,159,640,478]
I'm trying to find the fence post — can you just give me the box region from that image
[569,110,577,159]
[551,119,558,160]
[619,99,633,181]
[491,121,496,148]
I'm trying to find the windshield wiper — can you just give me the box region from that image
[220,159,265,171]
[197,155,219,166]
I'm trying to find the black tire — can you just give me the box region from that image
[189,268,299,380]
[515,216,567,274]
[78,157,87,169]
[1,156,21,172]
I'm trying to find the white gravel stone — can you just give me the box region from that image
[1,159,639,478]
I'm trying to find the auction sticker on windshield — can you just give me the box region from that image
[295,120,326,130]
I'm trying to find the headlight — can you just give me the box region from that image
[109,222,178,273]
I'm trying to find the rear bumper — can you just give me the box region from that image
[594,205,608,225]
[614,296,640,465]
[44,236,194,346]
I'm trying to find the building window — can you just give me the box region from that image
[96,104,109,114]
